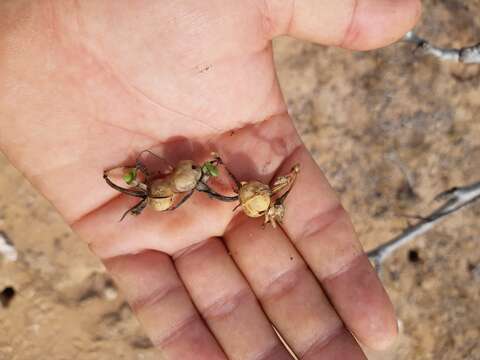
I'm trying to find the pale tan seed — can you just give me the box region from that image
[171,160,202,192]
[148,179,174,211]
[239,181,271,217]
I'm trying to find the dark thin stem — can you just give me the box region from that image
[120,197,148,221]
[136,149,168,163]
[169,190,195,211]
[103,172,147,198]
[136,149,173,177]
[232,203,242,212]
[275,186,293,205]
[147,194,175,199]
[196,182,239,202]
[213,154,241,191]
[198,188,239,202]
[135,159,150,180]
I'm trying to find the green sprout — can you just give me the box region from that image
[123,168,137,185]
[202,162,219,177]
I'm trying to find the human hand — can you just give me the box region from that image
[0,0,420,359]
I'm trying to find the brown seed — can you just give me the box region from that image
[148,179,174,211]
[239,181,272,218]
[171,160,202,193]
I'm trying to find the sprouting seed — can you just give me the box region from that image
[148,178,175,211]
[103,150,237,221]
[238,181,272,218]
[226,164,300,228]
[103,150,300,227]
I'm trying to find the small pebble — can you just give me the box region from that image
[0,231,17,262]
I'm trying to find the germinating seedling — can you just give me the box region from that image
[104,150,300,227]
[103,151,237,220]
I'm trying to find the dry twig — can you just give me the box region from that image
[367,181,480,273]
[403,31,480,64]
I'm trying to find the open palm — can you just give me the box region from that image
[1,1,420,359]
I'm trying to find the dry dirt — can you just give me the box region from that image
[1,0,480,359]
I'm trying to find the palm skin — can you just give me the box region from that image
[0,1,421,359]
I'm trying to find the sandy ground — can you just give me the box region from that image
[1,0,480,359]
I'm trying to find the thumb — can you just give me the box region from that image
[265,0,421,50]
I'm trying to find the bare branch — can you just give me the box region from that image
[403,31,480,64]
[367,181,480,273]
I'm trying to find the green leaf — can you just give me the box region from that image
[123,169,137,184]
[202,162,219,177]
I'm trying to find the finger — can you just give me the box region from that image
[104,250,226,360]
[174,237,293,360]
[264,0,421,50]
[277,145,398,350]
[224,217,366,359]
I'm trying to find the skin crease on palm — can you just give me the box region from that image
[0,1,421,359]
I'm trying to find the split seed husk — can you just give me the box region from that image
[239,181,272,217]
[171,160,202,193]
[148,179,175,211]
